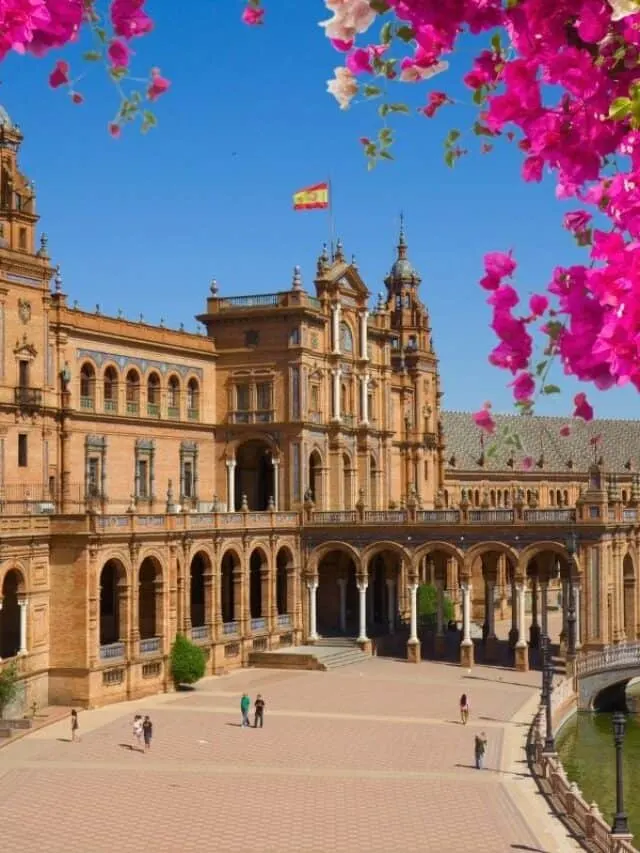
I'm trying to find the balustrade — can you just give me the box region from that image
[99,642,125,660]
[191,626,209,642]
[277,614,291,628]
[139,637,161,655]
[223,621,239,635]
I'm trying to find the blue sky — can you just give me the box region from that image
[2,0,639,419]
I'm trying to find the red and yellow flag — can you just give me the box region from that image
[293,182,329,211]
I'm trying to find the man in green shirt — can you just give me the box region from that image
[240,692,251,727]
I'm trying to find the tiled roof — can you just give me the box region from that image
[441,410,640,475]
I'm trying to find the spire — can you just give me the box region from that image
[291,264,302,291]
[398,211,407,258]
[386,214,420,288]
[316,242,330,275]
[335,237,344,262]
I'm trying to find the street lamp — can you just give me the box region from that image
[611,712,629,836]
[543,651,556,753]
[565,531,578,660]
[540,634,548,704]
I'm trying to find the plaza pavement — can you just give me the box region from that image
[1,648,584,853]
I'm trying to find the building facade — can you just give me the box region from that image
[0,107,638,712]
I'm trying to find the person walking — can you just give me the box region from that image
[132,714,144,750]
[70,709,80,742]
[142,715,153,752]
[254,694,265,728]
[240,692,251,728]
[475,731,488,769]
[459,693,470,725]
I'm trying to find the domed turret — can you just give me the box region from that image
[385,214,421,290]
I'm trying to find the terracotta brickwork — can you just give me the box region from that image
[0,110,639,713]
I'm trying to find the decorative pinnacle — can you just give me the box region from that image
[398,211,407,258]
[292,265,302,291]
[54,265,62,293]
[210,278,219,296]
[335,237,344,260]
[351,253,358,269]
[39,233,48,256]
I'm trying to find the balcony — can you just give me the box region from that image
[14,386,42,407]
[230,410,274,424]
[126,401,139,416]
[251,617,267,633]
[99,642,125,660]
[147,403,160,418]
[191,625,209,642]
[104,399,117,414]
[80,396,95,411]
[168,406,179,420]
[223,621,239,635]
[139,637,161,655]
[277,614,291,628]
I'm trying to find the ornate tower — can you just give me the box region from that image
[0,107,40,257]
[384,218,444,507]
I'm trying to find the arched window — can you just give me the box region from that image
[168,376,180,418]
[340,322,353,353]
[126,369,140,415]
[103,366,118,413]
[147,372,160,416]
[187,378,199,420]
[80,363,95,410]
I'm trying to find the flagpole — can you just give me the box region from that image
[327,175,336,259]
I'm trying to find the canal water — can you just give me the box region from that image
[557,712,640,837]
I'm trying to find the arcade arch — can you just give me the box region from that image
[99,559,126,646]
[0,569,24,659]
[235,440,275,511]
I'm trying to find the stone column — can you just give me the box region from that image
[485,579,498,660]
[307,578,319,642]
[460,581,474,668]
[226,459,236,512]
[18,597,28,654]
[560,579,568,651]
[272,460,279,510]
[407,581,420,663]
[360,373,369,425]
[529,579,541,649]
[508,576,518,648]
[435,579,445,655]
[154,579,165,650]
[332,368,342,421]
[386,578,395,635]
[514,582,529,671]
[360,310,368,359]
[540,580,549,640]
[357,580,369,647]
[332,302,341,354]
[338,578,347,633]
[574,583,582,650]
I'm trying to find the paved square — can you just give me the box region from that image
[1,657,567,853]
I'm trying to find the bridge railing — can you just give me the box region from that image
[576,642,640,677]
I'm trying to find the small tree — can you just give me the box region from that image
[170,634,205,688]
[0,663,19,719]
[418,584,455,630]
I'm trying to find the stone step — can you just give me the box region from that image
[314,636,359,648]
[248,642,370,673]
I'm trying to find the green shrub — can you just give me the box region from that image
[418,583,455,629]
[0,663,19,718]
[170,634,206,687]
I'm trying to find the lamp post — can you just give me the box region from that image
[543,649,556,753]
[565,531,578,661]
[540,634,548,704]
[611,712,629,836]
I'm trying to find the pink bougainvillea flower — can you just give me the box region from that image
[147,67,170,101]
[510,371,535,402]
[71,91,83,104]
[49,60,70,89]
[559,425,571,437]
[110,0,154,39]
[420,91,451,118]
[472,407,496,434]
[108,122,122,138]
[480,251,517,290]
[107,39,131,69]
[327,66,358,110]
[573,393,594,421]
[241,5,265,26]
[522,456,534,470]
[529,294,548,317]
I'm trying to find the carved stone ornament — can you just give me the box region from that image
[18,298,31,324]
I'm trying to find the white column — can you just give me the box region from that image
[435,580,444,637]
[360,310,369,359]
[18,597,28,654]
[332,368,342,421]
[386,578,395,634]
[574,584,582,649]
[332,302,341,353]
[338,578,347,633]
[360,373,369,425]
[307,579,319,641]
[272,460,279,510]
[540,580,549,639]
[515,583,527,648]
[357,581,368,642]
[461,582,472,643]
[486,580,495,638]
[408,582,419,642]
[225,459,236,512]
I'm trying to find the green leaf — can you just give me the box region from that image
[546,320,564,341]
[363,85,383,98]
[367,158,377,171]
[94,28,107,44]
[109,67,127,81]
[369,0,391,12]
[445,129,461,145]
[378,127,392,144]
[83,50,102,61]
[486,444,497,458]
[380,21,393,44]
[535,360,548,376]
[512,432,523,450]
[378,103,390,118]
[472,88,485,106]
[542,384,561,395]
[396,25,415,42]
[609,97,632,121]
[444,149,455,168]
[388,103,410,113]
[490,33,502,55]
[379,150,394,160]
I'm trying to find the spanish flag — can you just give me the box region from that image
[293,182,330,211]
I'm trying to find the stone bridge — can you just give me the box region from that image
[576,643,640,711]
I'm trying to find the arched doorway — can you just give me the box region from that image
[366,549,401,635]
[190,552,208,631]
[623,553,636,641]
[99,559,126,646]
[0,569,23,659]
[235,440,274,510]
[138,557,160,640]
[317,549,358,635]
[221,550,240,625]
[249,549,267,625]
[309,450,323,507]
[276,547,292,617]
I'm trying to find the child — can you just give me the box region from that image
[70,709,80,742]
[132,714,144,750]
[142,715,153,752]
